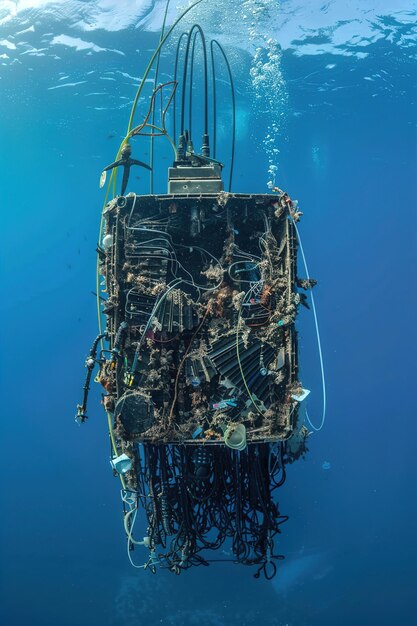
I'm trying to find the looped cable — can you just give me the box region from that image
[254,559,277,580]
[291,218,327,432]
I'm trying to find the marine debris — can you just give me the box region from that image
[76,2,317,579]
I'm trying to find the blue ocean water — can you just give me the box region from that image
[1,1,416,625]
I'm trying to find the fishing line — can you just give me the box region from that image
[291,218,327,431]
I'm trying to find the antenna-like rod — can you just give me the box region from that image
[180,24,209,155]
[210,39,236,191]
[173,31,189,147]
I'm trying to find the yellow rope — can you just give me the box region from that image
[126,0,204,136]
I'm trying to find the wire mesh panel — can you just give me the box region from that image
[99,192,302,446]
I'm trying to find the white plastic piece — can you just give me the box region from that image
[102,234,113,251]
[110,453,132,474]
[291,388,311,403]
[277,347,285,370]
[150,550,159,565]
[224,424,247,451]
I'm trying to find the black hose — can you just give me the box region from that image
[111,321,128,360]
[76,333,107,422]
[210,39,236,191]
[271,442,287,489]
[150,0,171,193]
[180,24,209,140]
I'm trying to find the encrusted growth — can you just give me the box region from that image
[97,191,307,459]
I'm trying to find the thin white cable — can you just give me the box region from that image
[121,492,147,569]
[126,517,146,569]
[121,491,142,545]
[291,218,327,432]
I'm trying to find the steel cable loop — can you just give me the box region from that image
[210,39,236,190]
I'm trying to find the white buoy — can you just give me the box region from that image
[102,234,113,251]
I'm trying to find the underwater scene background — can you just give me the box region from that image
[0,1,416,625]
